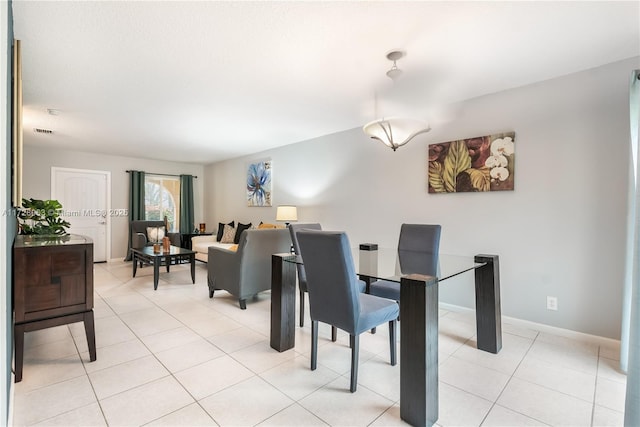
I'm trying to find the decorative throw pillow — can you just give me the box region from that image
[217,221,235,241]
[234,222,252,244]
[220,224,236,243]
[146,226,165,243]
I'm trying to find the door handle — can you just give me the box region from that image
[98,221,106,225]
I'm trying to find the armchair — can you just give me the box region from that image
[207,228,291,309]
[128,220,181,263]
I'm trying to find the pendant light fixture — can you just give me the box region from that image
[363,50,430,151]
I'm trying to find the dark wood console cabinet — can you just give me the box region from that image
[13,234,96,382]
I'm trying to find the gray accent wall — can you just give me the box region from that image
[204,56,640,339]
[21,147,204,259]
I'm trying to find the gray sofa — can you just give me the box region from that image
[207,228,291,309]
[191,235,235,262]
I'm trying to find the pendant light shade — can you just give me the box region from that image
[363,117,430,151]
[363,50,431,151]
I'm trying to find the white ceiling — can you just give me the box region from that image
[12,1,640,164]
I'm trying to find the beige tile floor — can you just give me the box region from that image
[11,261,627,426]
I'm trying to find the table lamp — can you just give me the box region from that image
[276,205,297,226]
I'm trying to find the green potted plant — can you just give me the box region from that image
[18,198,71,236]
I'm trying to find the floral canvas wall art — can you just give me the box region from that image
[428,132,515,193]
[247,160,272,206]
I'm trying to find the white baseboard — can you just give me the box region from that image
[439,302,621,348]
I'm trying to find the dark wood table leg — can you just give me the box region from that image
[132,253,138,277]
[165,255,170,272]
[400,274,439,427]
[270,254,297,352]
[190,254,196,284]
[14,323,25,382]
[359,275,374,294]
[83,310,97,361]
[474,254,502,354]
[153,258,160,290]
[15,312,96,382]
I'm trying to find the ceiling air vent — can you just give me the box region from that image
[33,128,53,134]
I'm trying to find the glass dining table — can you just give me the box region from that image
[270,245,502,427]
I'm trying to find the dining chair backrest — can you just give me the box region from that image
[288,223,322,286]
[397,224,442,276]
[296,230,360,333]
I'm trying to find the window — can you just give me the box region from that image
[145,175,180,232]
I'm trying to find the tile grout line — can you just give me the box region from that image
[258,401,331,427]
[23,264,119,426]
[590,345,601,427]
[476,329,552,427]
[87,263,127,427]
[12,263,117,426]
[16,261,625,427]
[90,262,237,424]
[104,268,221,426]
[69,315,111,427]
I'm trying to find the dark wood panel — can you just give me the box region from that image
[474,254,502,354]
[12,235,95,382]
[22,251,51,286]
[24,284,60,313]
[270,254,297,352]
[22,303,88,322]
[51,249,85,275]
[400,274,439,427]
[85,243,94,309]
[61,274,86,307]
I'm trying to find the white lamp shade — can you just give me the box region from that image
[363,117,430,151]
[276,205,298,222]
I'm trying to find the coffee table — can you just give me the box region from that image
[131,245,196,290]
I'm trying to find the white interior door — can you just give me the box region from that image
[51,167,110,262]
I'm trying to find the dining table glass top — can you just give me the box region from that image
[283,247,486,283]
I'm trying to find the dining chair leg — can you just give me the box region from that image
[311,320,318,370]
[389,319,397,366]
[350,334,359,392]
[331,326,337,342]
[299,290,305,327]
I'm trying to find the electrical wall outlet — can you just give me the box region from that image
[547,296,558,311]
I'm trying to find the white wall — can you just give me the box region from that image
[22,146,205,259]
[204,57,640,339]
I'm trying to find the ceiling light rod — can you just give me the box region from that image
[386,50,404,81]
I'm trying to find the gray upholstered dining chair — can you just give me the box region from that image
[368,224,442,302]
[297,230,399,393]
[288,223,322,327]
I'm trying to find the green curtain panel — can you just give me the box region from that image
[180,174,195,235]
[125,170,145,261]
